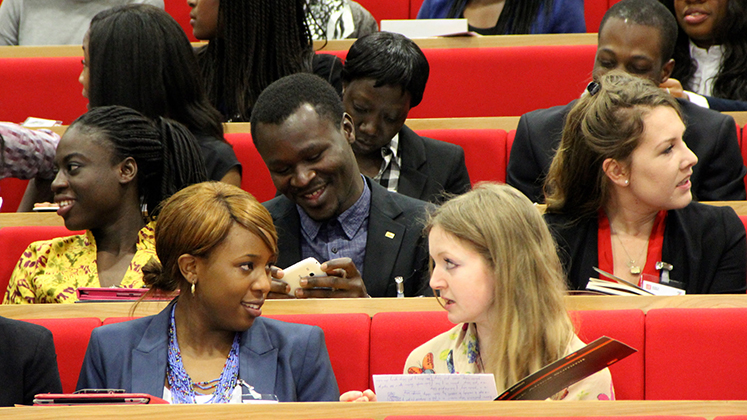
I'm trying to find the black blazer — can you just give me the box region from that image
[396,125,471,203]
[507,98,747,203]
[545,202,747,294]
[0,317,62,406]
[264,177,431,297]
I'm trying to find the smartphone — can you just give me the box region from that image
[281,257,327,296]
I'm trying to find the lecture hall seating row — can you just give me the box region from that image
[0,45,599,124]
[17,307,747,404]
[3,124,747,213]
[161,0,622,43]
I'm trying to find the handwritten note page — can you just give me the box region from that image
[373,374,498,402]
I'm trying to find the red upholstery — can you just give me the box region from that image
[22,317,102,393]
[571,309,645,400]
[414,129,508,184]
[357,0,407,23]
[645,308,747,400]
[369,311,454,389]
[506,129,516,163]
[102,317,137,325]
[163,0,197,42]
[0,226,83,301]
[0,177,29,213]
[740,216,747,234]
[409,0,425,18]
[742,125,747,194]
[224,132,276,203]
[408,45,596,118]
[0,56,86,124]
[268,313,371,394]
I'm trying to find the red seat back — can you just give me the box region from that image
[571,309,645,400]
[0,178,29,213]
[163,0,197,42]
[0,226,84,301]
[645,308,747,400]
[408,45,596,118]
[224,132,276,203]
[22,317,102,393]
[369,311,454,389]
[0,56,87,124]
[357,0,407,23]
[414,129,507,184]
[268,313,371,394]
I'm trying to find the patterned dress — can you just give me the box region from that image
[3,223,156,304]
[404,323,615,400]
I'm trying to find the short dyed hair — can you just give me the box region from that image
[250,73,345,140]
[143,181,278,291]
[342,32,430,108]
[599,0,678,64]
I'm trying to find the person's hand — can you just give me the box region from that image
[660,79,687,99]
[267,266,294,299]
[340,389,377,402]
[295,257,369,298]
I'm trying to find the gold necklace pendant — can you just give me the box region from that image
[629,265,641,275]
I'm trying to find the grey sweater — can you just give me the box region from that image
[0,0,164,46]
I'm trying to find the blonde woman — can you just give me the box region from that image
[342,183,614,401]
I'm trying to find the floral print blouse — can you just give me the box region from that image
[404,323,615,400]
[3,223,156,304]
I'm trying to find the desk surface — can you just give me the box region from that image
[1,295,747,320]
[1,400,746,420]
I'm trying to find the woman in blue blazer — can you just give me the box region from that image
[77,182,339,403]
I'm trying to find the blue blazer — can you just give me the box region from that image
[76,303,339,402]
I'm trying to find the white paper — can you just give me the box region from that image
[380,19,470,38]
[373,374,498,401]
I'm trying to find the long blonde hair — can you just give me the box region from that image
[426,183,573,393]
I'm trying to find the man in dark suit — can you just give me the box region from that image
[507,0,746,203]
[342,32,471,204]
[250,73,431,298]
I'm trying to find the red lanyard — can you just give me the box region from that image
[598,209,667,278]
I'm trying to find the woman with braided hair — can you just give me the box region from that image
[187,0,342,122]
[3,105,207,304]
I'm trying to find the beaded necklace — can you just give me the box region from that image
[166,304,240,404]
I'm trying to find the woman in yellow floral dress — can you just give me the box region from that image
[3,105,206,304]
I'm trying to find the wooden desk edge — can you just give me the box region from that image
[2,295,747,320]
[0,400,745,419]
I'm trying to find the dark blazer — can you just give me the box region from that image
[265,177,431,297]
[0,316,62,406]
[545,202,747,294]
[507,98,747,203]
[396,125,471,203]
[76,303,339,402]
[705,95,747,112]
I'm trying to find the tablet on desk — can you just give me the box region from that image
[33,393,168,405]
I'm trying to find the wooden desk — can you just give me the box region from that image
[1,400,746,420]
[2,295,747,320]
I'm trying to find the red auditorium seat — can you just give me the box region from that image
[357,0,408,24]
[224,132,276,203]
[268,313,371,394]
[164,0,197,42]
[0,178,29,213]
[645,308,747,400]
[369,311,454,389]
[414,129,507,184]
[0,226,83,300]
[571,309,645,400]
[22,317,102,393]
[0,56,86,124]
